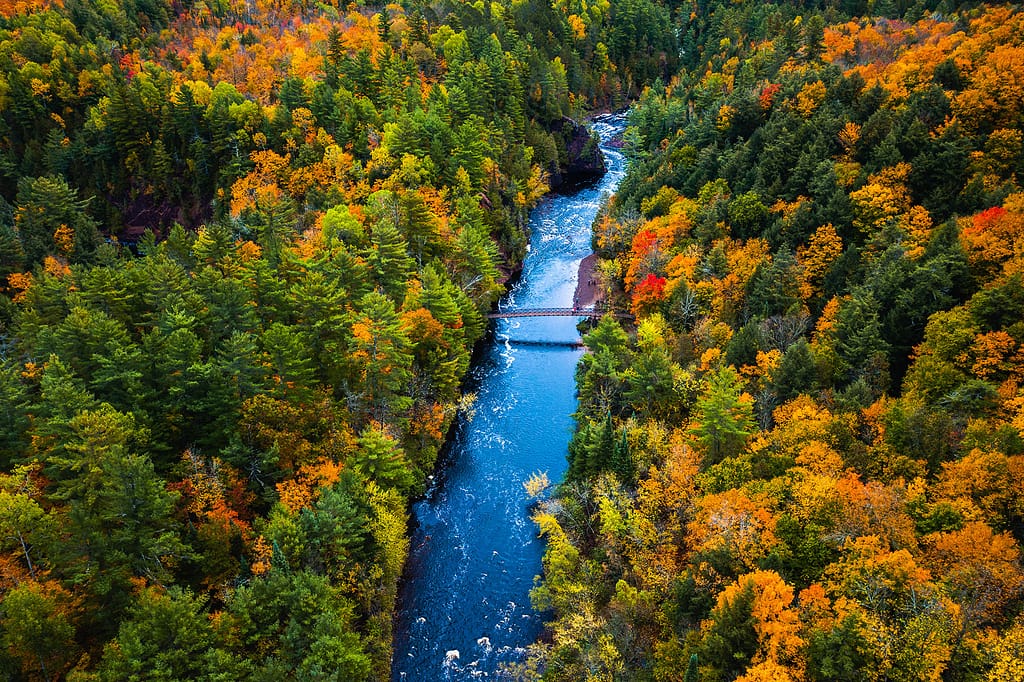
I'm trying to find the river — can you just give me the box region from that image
[391,115,627,680]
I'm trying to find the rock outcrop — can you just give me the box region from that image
[548,117,605,189]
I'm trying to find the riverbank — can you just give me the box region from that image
[573,252,602,308]
[392,114,628,680]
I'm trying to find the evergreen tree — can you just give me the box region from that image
[377,6,393,44]
[0,364,30,467]
[96,587,244,681]
[348,292,413,421]
[0,222,25,283]
[689,366,754,465]
[261,323,318,399]
[773,338,818,401]
[700,580,757,680]
[610,427,633,482]
[14,175,99,267]
[300,471,373,573]
[683,653,699,682]
[834,290,891,391]
[366,222,414,301]
[353,426,415,493]
[50,406,184,630]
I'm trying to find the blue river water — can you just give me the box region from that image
[391,115,627,680]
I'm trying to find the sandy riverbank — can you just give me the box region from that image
[573,253,602,308]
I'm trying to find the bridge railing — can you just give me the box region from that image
[485,307,633,319]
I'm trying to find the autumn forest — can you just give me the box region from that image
[1,0,1023,678]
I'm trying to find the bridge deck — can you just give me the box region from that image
[486,307,633,319]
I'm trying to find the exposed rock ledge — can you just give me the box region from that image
[548,117,606,190]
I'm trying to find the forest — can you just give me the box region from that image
[523,0,1024,680]
[1,0,1023,678]
[0,0,674,678]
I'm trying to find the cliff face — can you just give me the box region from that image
[548,117,606,189]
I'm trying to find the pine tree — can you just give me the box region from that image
[300,471,372,570]
[377,6,393,44]
[254,196,297,268]
[366,222,414,301]
[400,192,439,268]
[0,200,23,282]
[14,175,100,267]
[191,222,234,266]
[261,323,318,399]
[773,338,818,402]
[325,26,345,88]
[96,587,240,681]
[0,364,30,468]
[586,413,617,476]
[689,366,755,466]
[349,292,413,421]
[50,407,185,629]
[835,291,891,390]
[289,271,349,379]
[611,427,633,482]
[408,10,429,45]
[353,426,415,493]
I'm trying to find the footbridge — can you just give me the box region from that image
[485,307,633,320]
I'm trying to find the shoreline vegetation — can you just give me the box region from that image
[524,2,1024,681]
[0,0,671,675]
[0,0,1022,677]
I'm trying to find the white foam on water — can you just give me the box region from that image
[392,113,629,680]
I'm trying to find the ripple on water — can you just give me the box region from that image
[392,114,628,681]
